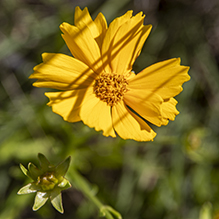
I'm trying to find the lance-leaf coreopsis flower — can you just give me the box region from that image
[17,153,71,213]
[30,7,190,141]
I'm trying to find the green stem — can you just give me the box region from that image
[67,168,121,219]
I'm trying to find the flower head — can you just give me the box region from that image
[29,7,190,141]
[17,153,71,213]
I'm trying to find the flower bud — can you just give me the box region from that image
[17,153,71,213]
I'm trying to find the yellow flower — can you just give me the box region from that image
[30,7,190,141]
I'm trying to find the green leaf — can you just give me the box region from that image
[17,183,38,195]
[28,163,42,181]
[58,178,71,190]
[38,153,51,172]
[33,191,49,211]
[55,156,71,177]
[50,189,64,213]
[20,164,32,179]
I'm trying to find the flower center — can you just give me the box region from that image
[37,172,59,191]
[94,73,128,106]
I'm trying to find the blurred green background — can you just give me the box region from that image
[1,0,219,218]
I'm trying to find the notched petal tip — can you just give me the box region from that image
[74,6,89,15]
[74,6,93,28]
[160,97,180,124]
[134,11,145,21]
[127,10,134,16]
[184,66,191,80]
[75,5,81,12]
[176,58,191,79]
[175,57,181,63]
[59,22,71,33]
[146,24,153,31]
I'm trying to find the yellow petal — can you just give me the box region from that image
[60,22,103,74]
[128,109,157,140]
[160,98,179,125]
[30,53,96,90]
[74,7,107,49]
[79,94,116,137]
[103,12,152,75]
[112,101,156,141]
[93,12,108,49]
[101,10,133,73]
[74,7,99,39]
[128,24,152,71]
[45,88,94,122]
[124,88,163,126]
[128,58,190,99]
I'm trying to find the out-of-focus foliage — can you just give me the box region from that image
[0,0,219,218]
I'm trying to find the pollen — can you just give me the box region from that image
[94,72,129,106]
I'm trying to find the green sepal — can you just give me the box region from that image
[28,163,42,181]
[20,164,32,179]
[50,188,63,214]
[17,183,38,194]
[55,156,71,177]
[33,191,49,211]
[58,178,71,190]
[38,153,51,172]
